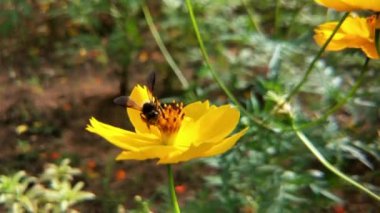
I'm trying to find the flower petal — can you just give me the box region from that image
[193,104,240,145]
[159,128,248,164]
[173,101,236,148]
[361,41,380,59]
[173,101,217,148]
[172,116,197,148]
[315,0,358,11]
[116,146,181,161]
[86,117,159,151]
[127,108,161,136]
[129,84,151,106]
[201,127,248,157]
[183,101,210,120]
[314,16,379,58]
[342,0,380,11]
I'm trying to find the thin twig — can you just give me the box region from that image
[241,0,263,35]
[185,0,275,131]
[293,121,380,201]
[293,57,370,130]
[142,3,190,90]
[284,12,350,103]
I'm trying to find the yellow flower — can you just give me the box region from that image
[86,85,247,164]
[315,0,380,11]
[314,15,380,59]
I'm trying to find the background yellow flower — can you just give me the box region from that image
[87,85,247,164]
[315,0,380,11]
[314,16,379,59]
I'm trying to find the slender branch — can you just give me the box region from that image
[142,3,190,89]
[241,0,263,35]
[185,0,274,131]
[184,0,237,103]
[291,57,370,131]
[285,3,305,38]
[284,12,350,103]
[167,165,181,213]
[274,0,281,37]
[292,122,380,201]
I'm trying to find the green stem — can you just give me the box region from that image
[241,0,263,35]
[185,0,274,132]
[167,165,181,213]
[325,58,369,113]
[274,0,281,37]
[142,3,190,90]
[292,122,380,201]
[291,57,370,131]
[185,0,238,105]
[284,12,350,103]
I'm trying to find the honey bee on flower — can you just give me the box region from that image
[113,73,186,134]
[86,73,247,164]
[113,72,162,129]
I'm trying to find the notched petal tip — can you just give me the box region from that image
[129,84,151,107]
[86,117,98,132]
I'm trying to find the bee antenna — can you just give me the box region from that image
[147,72,156,92]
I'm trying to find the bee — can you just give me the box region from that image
[113,72,161,128]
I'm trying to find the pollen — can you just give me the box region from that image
[157,101,185,134]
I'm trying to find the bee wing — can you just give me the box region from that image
[146,72,158,103]
[147,72,156,93]
[113,96,142,110]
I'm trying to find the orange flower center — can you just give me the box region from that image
[157,101,185,135]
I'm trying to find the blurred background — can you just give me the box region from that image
[1,0,379,212]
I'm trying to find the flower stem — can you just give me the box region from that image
[292,121,380,201]
[284,12,350,103]
[185,0,274,132]
[167,165,181,213]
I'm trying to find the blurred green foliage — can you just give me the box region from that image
[0,159,94,213]
[1,0,379,212]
